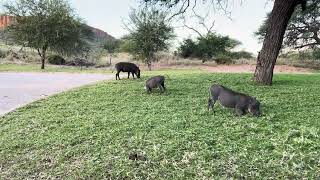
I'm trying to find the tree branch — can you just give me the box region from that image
[37,48,43,58]
[294,42,318,49]
[167,0,190,21]
[182,16,204,38]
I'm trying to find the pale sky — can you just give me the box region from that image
[2,0,274,54]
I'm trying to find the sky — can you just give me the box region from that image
[2,0,274,54]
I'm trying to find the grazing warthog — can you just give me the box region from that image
[145,76,166,93]
[208,84,261,116]
[115,62,140,80]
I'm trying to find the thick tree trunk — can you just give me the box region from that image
[253,0,299,85]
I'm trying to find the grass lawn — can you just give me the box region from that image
[0,63,112,73]
[1,70,320,179]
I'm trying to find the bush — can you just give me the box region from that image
[48,55,66,65]
[178,39,197,58]
[312,48,320,60]
[177,33,243,63]
[214,54,233,64]
[66,58,95,67]
[0,49,6,58]
[230,51,253,59]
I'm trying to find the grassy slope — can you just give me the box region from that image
[0,70,320,179]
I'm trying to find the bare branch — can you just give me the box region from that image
[183,19,204,38]
[167,0,190,21]
[295,42,318,49]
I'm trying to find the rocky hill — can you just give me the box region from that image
[88,26,116,42]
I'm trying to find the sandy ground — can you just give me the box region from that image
[0,72,113,116]
[150,64,313,74]
[201,64,313,74]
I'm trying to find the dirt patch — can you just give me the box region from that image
[201,64,313,74]
[144,64,314,74]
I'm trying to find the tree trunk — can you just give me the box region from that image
[147,62,152,71]
[253,0,299,85]
[41,56,45,69]
[146,58,152,71]
[38,45,48,70]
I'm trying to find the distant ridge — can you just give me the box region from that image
[88,26,116,42]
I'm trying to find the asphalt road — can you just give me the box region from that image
[0,72,114,116]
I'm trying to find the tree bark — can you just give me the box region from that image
[147,62,152,71]
[146,57,152,71]
[37,45,48,69]
[254,0,299,85]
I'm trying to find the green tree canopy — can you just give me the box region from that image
[124,7,175,69]
[255,0,320,50]
[178,32,242,63]
[4,0,93,69]
[141,0,310,85]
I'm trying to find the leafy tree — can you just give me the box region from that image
[178,33,241,63]
[3,0,92,69]
[255,0,320,49]
[103,40,120,65]
[125,7,175,70]
[196,33,240,61]
[142,0,309,85]
[179,38,197,58]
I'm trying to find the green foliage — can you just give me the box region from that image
[0,49,7,58]
[229,51,253,59]
[255,0,320,49]
[214,53,233,64]
[117,36,136,53]
[280,49,320,61]
[3,0,93,68]
[254,13,268,43]
[1,71,320,178]
[103,40,121,54]
[178,33,244,63]
[47,55,66,65]
[197,33,240,60]
[312,48,320,59]
[179,38,197,58]
[125,7,175,67]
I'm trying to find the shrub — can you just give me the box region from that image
[214,54,233,64]
[312,48,320,60]
[178,39,197,58]
[66,58,95,67]
[48,55,66,65]
[178,33,241,59]
[230,51,253,59]
[0,49,7,58]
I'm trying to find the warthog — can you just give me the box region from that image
[115,62,140,80]
[208,84,261,116]
[145,76,166,93]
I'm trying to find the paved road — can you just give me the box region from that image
[0,72,114,116]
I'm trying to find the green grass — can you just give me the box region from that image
[1,70,320,179]
[0,63,112,73]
